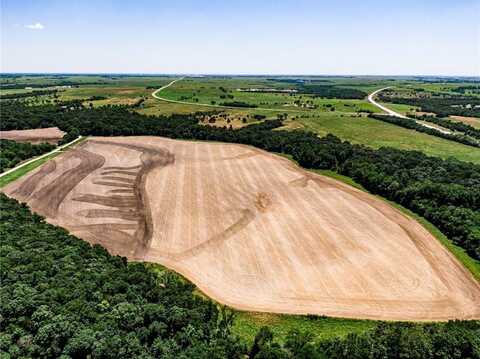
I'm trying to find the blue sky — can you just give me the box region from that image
[1,0,479,75]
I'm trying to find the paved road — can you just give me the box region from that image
[152,77,300,112]
[368,87,451,134]
[0,136,83,178]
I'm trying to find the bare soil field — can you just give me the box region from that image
[4,136,480,321]
[0,127,65,144]
[449,115,480,129]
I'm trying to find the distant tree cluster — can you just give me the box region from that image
[219,101,258,108]
[0,81,101,90]
[0,90,58,100]
[451,85,480,95]
[0,139,56,172]
[377,93,480,117]
[298,85,367,99]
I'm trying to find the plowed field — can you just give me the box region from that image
[0,127,65,144]
[4,136,480,320]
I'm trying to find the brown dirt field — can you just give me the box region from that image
[449,115,480,129]
[3,136,480,321]
[0,127,65,144]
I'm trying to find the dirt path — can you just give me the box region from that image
[4,136,480,321]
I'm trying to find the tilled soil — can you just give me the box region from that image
[0,127,65,144]
[4,136,480,320]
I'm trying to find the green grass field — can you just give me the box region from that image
[149,78,480,164]
[297,112,480,164]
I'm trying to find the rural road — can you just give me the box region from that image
[0,135,83,178]
[368,87,451,134]
[152,77,299,112]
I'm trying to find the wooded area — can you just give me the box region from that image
[0,139,56,172]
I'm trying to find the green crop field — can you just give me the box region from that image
[296,112,480,164]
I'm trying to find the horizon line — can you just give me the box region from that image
[1,72,479,79]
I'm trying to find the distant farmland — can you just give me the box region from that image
[4,137,480,321]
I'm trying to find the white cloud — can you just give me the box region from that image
[25,23,44,30]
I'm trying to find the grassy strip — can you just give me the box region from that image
[0,137,87,188]
[0,153,58,188]
[233,312,375,345]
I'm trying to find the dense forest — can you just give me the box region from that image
[377,93,480,117]
[1,101,479,259]
[2,194,479,359]
[297,85,367,99]
[368,114,480,147]
[0,139,56,172]
[265,78,366,99]
[219,101,258,108]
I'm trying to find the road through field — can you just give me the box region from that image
[152,77,301,112]
[368,87,451,134]
[0,136,83,178]
[4,136,480,321]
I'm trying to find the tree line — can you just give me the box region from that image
[0,139,56,172]
[1,101,479,260]
[0,90,58,100]
[412,114,480,140]
[219,101,258,108]
[297,85,367,99]
[368,114,480,148]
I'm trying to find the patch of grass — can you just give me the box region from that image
[233,312,375,345]
[378,101,418,115]
[0,137,87,188]
[298,113,480,164]
[0,153,58,188]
